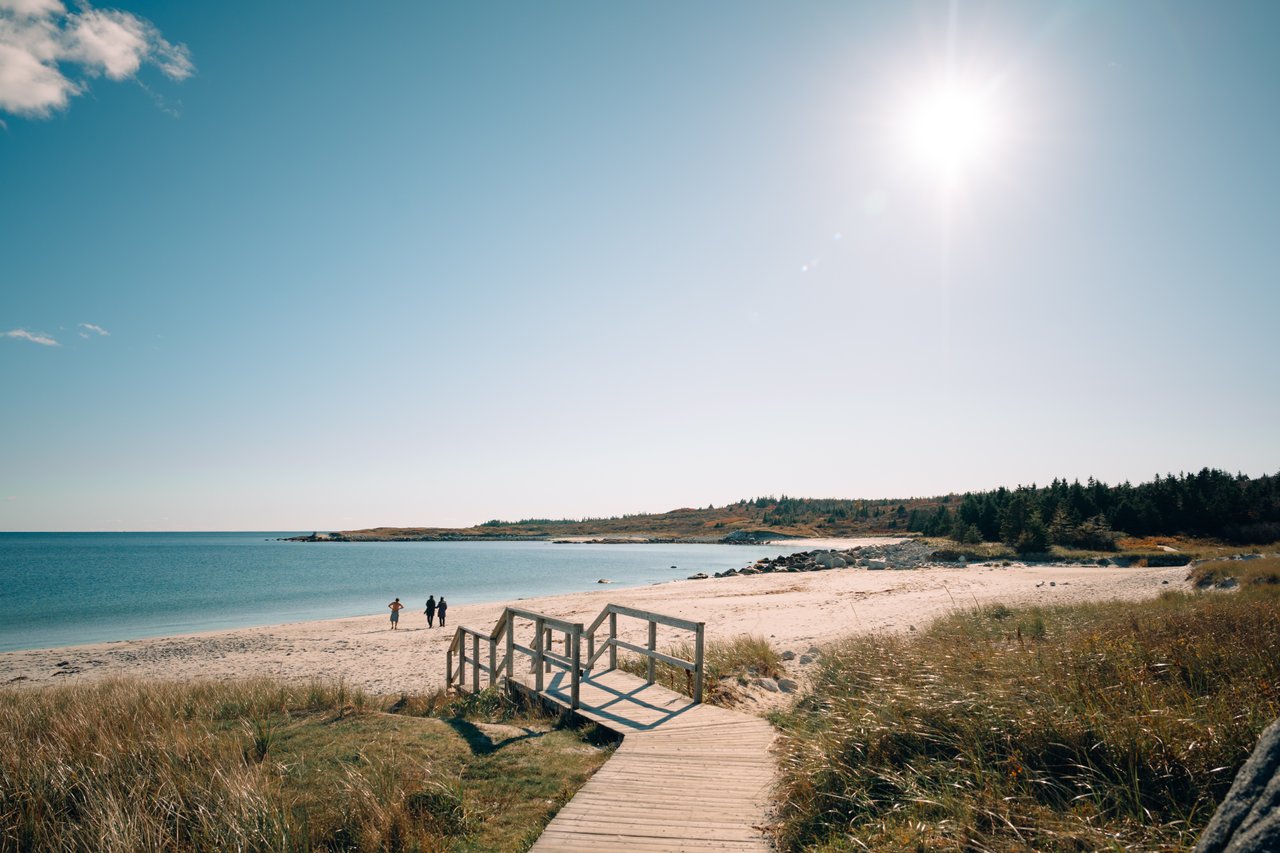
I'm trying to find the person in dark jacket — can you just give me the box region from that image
[436,597,448,627]
[424,595,436,628]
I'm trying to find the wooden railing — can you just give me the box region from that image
[585,604,706,704]
[447,603,706,707]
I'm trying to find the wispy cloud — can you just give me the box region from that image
[0,0,193,118]
[3,328,60,346]
[79,321,109,336]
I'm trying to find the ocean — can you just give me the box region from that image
[0,533,791,652]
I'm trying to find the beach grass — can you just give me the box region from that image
[0,679,610,852]
[617,634,784,705]
[770,580,1280,851]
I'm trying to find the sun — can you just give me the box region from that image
[901,78,1002,184]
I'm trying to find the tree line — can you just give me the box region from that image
[907,469,1280,552]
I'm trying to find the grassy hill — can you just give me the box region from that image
[332,496,939,542]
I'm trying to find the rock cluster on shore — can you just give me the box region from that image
[696,540,940,580]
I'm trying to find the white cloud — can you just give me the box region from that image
[3,328,60,346]
[0,0,64,18]
[0,0,192,117]
[78,321,109,336]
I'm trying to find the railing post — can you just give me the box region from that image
[570,624,582,710]
[693,622,705,704]
[534,617,545,692]
[608,610,617,670]
[472,633,481,693]
[458,637,467,693]
[447,649,454,692]
[489,636,496,687]
[505,609,514,679]
[544,628,553,673]
[646,619,657,684]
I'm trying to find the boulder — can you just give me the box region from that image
[867,560,888,570]
[777,678,799,693]
[799,654,816,665]
[814,552,847,569]
[780,650,796,661]
[687,572,709,580]
[1195,717,1280,853]
[754,678,779,693]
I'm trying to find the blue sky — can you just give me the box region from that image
[2,1,1277,531]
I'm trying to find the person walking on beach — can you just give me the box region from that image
[388,597,404,630]
[436,597,447,627]
[424,595,436,628]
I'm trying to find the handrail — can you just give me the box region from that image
[583,604,705,703]
[446,602,706,707]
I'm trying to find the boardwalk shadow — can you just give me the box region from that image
[541,671,697,732]
[445,718,543,755]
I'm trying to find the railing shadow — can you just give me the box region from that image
[540,670,698,732]
[445,718,544,756]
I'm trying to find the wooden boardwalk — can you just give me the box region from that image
[521,668,777,851]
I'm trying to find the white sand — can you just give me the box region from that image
[0,563,1190,695]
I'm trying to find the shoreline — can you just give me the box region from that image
[1,561,1192,695]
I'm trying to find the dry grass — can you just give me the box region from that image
[0,679,611,852]
[1187,555,1280,588]
[617,635,783,706]
[771,584,1280,851]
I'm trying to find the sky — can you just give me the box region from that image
[2,1,1277,532]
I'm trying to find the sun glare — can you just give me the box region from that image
[902,79,1002,184]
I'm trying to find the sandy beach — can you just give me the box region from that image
[1,562,1190,695]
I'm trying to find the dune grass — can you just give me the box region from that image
[0,679,611,852]
[771,583,1280,851]
[616,635,783,705]
[1187,555,1280,588]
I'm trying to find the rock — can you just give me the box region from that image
[687,572,708,580]
[1162,580,1170,584]
[1219,578,1240,590]
[755,678,779,693]
[799,654,816,665]
[1050,581,1056,587]
[1194,716,1280,853]
[867,560,888,570]
[777,678,799,693]
[780,650,796,661]
[597,578,612,584]
[814,552,847,569]
[806,645,821,655]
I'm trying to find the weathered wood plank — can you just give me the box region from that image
[526,668,775,852]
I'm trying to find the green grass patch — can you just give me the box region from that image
[0,679,611,852]
[771,584,1280,851]
[617,635,783,705]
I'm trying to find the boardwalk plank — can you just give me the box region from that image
[520,668,776,851]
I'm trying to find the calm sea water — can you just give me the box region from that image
[0,533,789,652]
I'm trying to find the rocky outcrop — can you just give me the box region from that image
[1195,717,1280,853]
[712,540,937,578]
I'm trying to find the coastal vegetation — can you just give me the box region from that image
[330,469,1279,553]
[770,557,1280,851]
[0,680,610,852]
